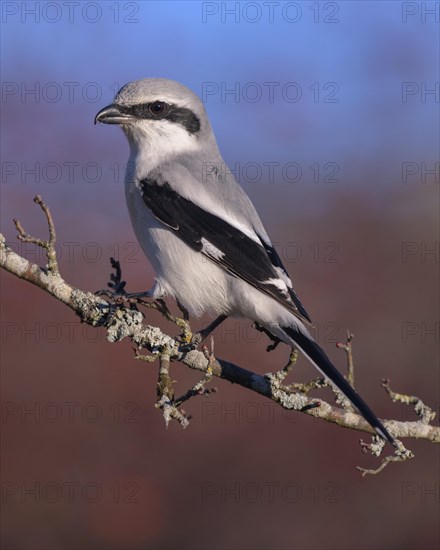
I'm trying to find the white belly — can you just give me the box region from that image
[125,177,231,317]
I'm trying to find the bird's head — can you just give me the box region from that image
[95,78,215,168]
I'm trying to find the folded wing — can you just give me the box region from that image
[140,177,311,324]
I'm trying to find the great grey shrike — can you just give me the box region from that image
[95,78,394,445]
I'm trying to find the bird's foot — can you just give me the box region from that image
[189,315,228,349]
[178,329,201,353]
[177,320,193,345]
[190,331,204,347]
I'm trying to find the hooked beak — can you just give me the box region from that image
[94,104,135,125]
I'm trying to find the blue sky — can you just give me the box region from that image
[2,2,437,154]
[1,1,438,224]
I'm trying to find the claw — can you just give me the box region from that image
[180,331,193,344]
[176,318,193,344]
[191,332,203,346]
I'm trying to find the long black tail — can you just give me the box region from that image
[283,326,395,446]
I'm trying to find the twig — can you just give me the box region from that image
[288,377,328,394]
[146,299,193,343]
[13,195,59,276]
[273,349,299,383]
[173,336,218,406]
[382,379,437,424]
[328,331,356,411]
[174,375,217,407]
[133,346,158,363]
[337,330,355,388]
[357,438,414,477]
[155,349,190,429]
[270,350,322,412]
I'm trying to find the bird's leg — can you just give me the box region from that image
[176,300,190,321]
[191,315,228,345]
[253,322,282,351]
[123,281,163,301]
[123,290,153,300]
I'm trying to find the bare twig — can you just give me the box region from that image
[13,195,59,276]
[174,374,217,407]
[337,330,355,387]
[327,331,355,411]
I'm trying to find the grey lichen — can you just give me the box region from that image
[357,438,414,477]
[155,395,190,429]
[132,325,177,352]
[106,308,144,342]
[414,400,437,424]
[383,379,437,425]
[70,289,110,325]
[360,435,386,457]
[265,372,309,411]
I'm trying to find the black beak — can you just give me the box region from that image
[94,104,134,125]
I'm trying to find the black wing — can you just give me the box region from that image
[140,178,311,324]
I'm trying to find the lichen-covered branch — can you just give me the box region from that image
[1,196,439,476]
[381,378,436,424]
[2,234,438,448]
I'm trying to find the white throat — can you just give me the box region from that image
[123,120,200,179]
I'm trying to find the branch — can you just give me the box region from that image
[1,197,439,476]
[337,330,355,387]
[381,378,436,424]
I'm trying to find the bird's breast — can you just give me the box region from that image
[124,177,230,317]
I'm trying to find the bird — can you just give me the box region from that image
[95,77,395,446]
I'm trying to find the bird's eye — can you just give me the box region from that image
[149,101,167,115]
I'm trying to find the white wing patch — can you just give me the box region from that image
[201,237,225,260]
[263,277,289,295]
[274,266,293,289]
